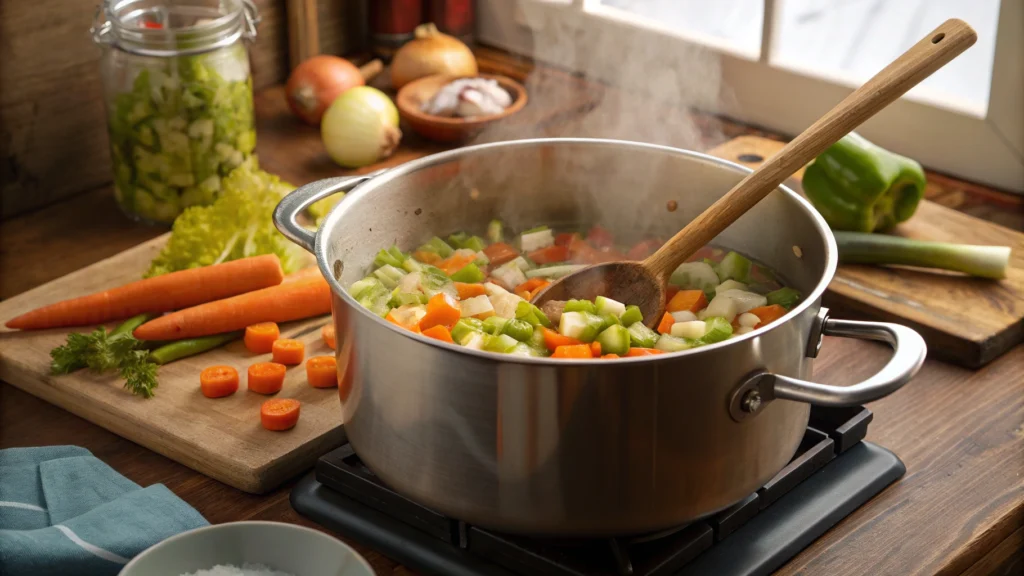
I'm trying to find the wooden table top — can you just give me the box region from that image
[1,47,1021,576]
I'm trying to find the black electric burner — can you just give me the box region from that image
[292,406,904,576]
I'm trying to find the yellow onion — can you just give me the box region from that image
[321,86,401,168]
[391,23,478,89]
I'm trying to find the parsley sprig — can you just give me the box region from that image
[50,325,159,398]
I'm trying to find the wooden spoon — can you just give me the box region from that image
[532,18,977,327]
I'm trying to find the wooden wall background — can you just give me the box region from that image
[0,0,367,219]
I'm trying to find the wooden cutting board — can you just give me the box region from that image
[0,236,345,494]
[709,136,1024,368]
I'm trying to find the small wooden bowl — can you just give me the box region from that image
[396,73,528,143]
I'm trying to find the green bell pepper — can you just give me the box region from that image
[803,133,926,232]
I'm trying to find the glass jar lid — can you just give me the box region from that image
[91,0,260,57]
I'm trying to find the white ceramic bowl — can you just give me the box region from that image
[120,521,375,576]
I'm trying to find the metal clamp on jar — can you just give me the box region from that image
[92,0,261,224]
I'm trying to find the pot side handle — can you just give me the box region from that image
[770,318,927,407]
[273,175,373,252]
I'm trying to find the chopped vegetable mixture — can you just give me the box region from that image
[349,222,803,359]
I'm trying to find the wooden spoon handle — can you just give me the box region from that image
[644,18,977,280]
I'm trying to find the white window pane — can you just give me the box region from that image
[772,0,1001,113]
[598,0,764,57]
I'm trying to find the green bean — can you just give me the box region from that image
[111,313,157,337]
[148,332,242,365]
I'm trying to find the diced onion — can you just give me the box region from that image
[671,320,707,340]
[520,229,555,252]
[489,292,523,318]
[559,312,589,339]
[671,310,698,322]
[699,296,740,322]
[715,279,748,293]
[391,304,427,327]
[717,289,767,314]
[734,326,755,335]
[737,313,761,328]
[460,295,494,318]
[492,262,527,291]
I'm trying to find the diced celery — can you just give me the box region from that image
[529,328,547,350]
[418,236,454,258]
[487,219,504,243]
[402,258,424,273]
[452,318,484,343]
[596,325,631,355]
[515,301,552,328]
[627,322,659,348]
[563,299,597,314]
[450,262,485,283]
[501,319,535,342]
[373,265,406,289]
[766,287,802,309]
[508,343,547,357]
[420,267,455,297]
[599,314,621,332]
[447,232,468,249]
[700,317,733,344]
[461,332,487,349]
[483,333,519,353]
[356,282,391,317]
[389,289,428,308]
[619,305,643,327]
[595,296,626,317]
[483,316,509,335]
[670,262,720,293]
[558,311,604,342]
[525,264,584,279]
[717,251,752,283]
[464,236,487,252]
[349,277,382,299]
[655,334,692,352]
[374,246,406,268]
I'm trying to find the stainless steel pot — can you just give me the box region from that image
[274,138,926,536]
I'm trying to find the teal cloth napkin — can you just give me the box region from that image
[0,446,208,576]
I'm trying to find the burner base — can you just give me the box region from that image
[291,442,904,576]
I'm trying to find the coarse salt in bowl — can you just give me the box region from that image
[119,521,374,576]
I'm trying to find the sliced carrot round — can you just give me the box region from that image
[321,324,337,350]
[200,365,239,398]
[247,362,287,394]
[306,356,339,388]
[272,338,305,366]
[244,322,280,354]
[261,398,301,431]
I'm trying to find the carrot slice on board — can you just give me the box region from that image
[541,327,583,352]
[200,365,239,398]
[455,282,487,299]
[626,348,665,357]
[247,362,287,395]
[321,324,337,350]
[272,338,305,365]
[667,290,708,314]
[656,312,676,335]
[261,398,301,431]
[244,322,280,354]
[422,324,455,344]
[419,293,461,331]
[306,356,339,388]
[552,344,595,359]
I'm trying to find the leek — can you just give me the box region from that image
[835,232,1010,279]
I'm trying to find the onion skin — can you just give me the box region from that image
[391,23,478,89]
[287,56,383,125]
[321,86,402,168]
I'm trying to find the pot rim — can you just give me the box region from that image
[316,137,839,365]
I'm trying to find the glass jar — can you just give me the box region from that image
[92,0,260,224]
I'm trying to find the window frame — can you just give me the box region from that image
[477,0,1023,193]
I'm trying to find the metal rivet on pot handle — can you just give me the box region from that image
[775,318,926,407]
[273,175,373,253]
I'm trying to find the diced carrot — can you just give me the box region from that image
[554,233,578,247]
[586,226,615,249]
[482,242,520,266]
[514,278,550,300]
[439,253,477,276]
[419,292,461,331]
[200,365,239,398]
[321,324,337,350]
[422,324,455,344]
[667,290,708,314]
[385,310,421,333]
[528,245,570,264]
[455,282,487,299]
[261,398,300,431]
[590,341,602,356]
[272,338,305,365]
[413,250,443,265]
[657,312,675,335]
[748,304,788,328]
[626,348,664,357]
[552,344,594,359]
[244,322,280,354]
[568,237,602,264]
[666,285,680,302]
[601,353,620,359]
[541,327,583,352]
[306,356,339,388]
[627,239,661,260]
[247,362,287,394]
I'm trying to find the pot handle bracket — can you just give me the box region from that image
[273,175,375,252]
[729,307,927,422]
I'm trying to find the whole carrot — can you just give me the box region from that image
[133,277,332,341]
[6,255,284,331]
